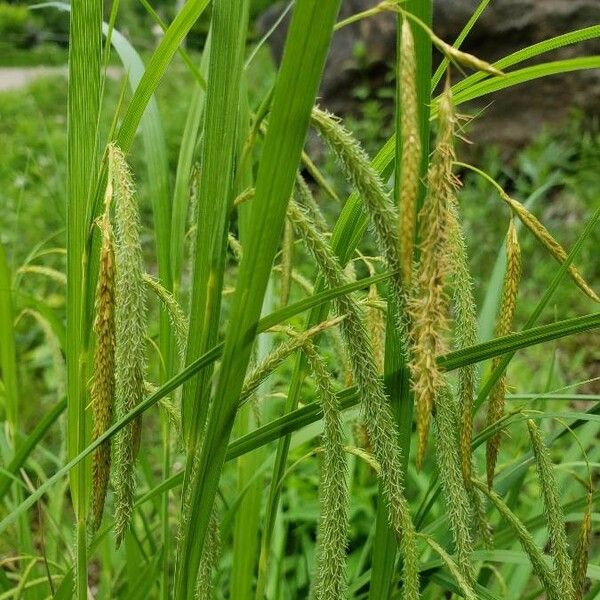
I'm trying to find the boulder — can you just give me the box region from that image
[257,0,600,148]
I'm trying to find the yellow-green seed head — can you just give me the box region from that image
[89,200,116,533]
[398,18,421,284]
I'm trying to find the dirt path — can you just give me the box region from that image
[0,66,121,92]
[0,66,68,92]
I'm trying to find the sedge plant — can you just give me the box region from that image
[1,1,600,599]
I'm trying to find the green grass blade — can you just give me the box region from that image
[170,40,210,291]
[115,0,211,152]
[452,56,600,107]
[370,1,433,595]
[5,291,600,539]
[0,242,19,433]
[181,0,250,451]
[66,0,102,594]
[175,3,340,596]
[0,398,66,503]
[452,25,600,96]
[230,74,264,600]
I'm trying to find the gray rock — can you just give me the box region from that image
[257,0,600,147]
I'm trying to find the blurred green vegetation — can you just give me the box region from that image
[0,0,279,65]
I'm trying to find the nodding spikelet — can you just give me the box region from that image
[239,317,344,405]
[227,233,243,262]
[89,205,116,533]
[398,18,421,284]
[446,203,493,547]
[572,488,592,600]
[17,264,67,286]
[474,479,561,599]
[527,420,574,598]
[501,193,599,303]
[435,387,475,581]
[421,535,477,600]
[142,273,189,363]
[398,9,503,77]
[287,200,420,599]
[310,107,406,330]
[109,143,147,546]
[408,81,455,469]
[486,218,520,488]
[195,508,221,600]
[436,41,503,77]
[303,342,349,600]
[446,215,493,548]
[280,219,294,306]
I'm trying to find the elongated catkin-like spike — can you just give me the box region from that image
[310,107,406,332]
[572,488,592,600]
[287,200,420,599]
[110,143,147,546]
[143,273,189,363]
[501,193,599,303]
[89,208,116,533]
[303,342,348,600]
[474,478,561,599]
[446,196,492,548]
[435,386,475,581]
[527,420,574,598]
[398,18,421,284]
[239,316,344,404]
[446,221,492,547]
[486,218,520,488]
[408,81,455,469]
[447,195,478,488]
